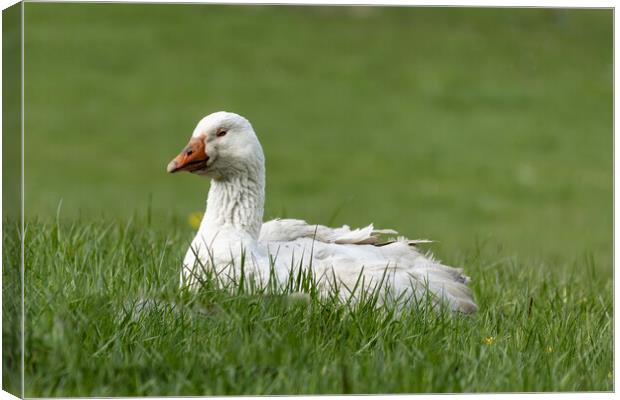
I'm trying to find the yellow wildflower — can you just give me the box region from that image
[188,212,203,229]
[545,346,553,353]
[483,336,495,345]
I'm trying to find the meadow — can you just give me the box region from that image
[2,4,613,395]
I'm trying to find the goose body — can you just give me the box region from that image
[168,112,477,313]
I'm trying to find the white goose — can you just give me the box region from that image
[167,112,477,313]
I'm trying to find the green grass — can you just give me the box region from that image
[23,5,611,264]
[3,217,612,395]
[3,3,612,395]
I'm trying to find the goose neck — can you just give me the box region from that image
[202,167,265,239]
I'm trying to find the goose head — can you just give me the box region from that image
[167,111,264,180]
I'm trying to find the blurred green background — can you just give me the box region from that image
[24,5,612,267]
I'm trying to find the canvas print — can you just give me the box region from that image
[2,2,613,396]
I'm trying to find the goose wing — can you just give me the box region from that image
[258,236,477,314]
[259,218,431,246]
[258,218,397,244]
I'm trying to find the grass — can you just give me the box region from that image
[4,217,613,395]
[23,5,612,264]
[2,3,612,396]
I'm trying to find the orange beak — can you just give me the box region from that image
[167,137,209,173]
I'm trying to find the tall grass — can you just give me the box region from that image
[7,216,612,396]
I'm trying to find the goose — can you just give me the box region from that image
[167,111,477,313]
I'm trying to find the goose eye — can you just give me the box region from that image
[216,129,228,137]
